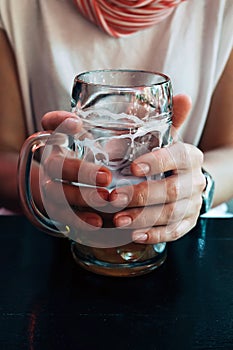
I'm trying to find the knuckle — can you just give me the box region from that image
[193,171,206,195]
[181,144,204,168]
[170,218,191,241]
[165,202,176,221]
[171,226,182,241]
[178,143,191,167]
[156,229,163,243]
[158,155,166,173]
[183,146,190,163]
[193,148,204,168]
[200,172,207,191]
[196,148,204,164]
[137,191,147,207]
[154,150,166,173]
[134,184,148,206]
[149,228,163,244]
[167,180,180,201]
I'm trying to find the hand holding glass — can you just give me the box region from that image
[18,69,173,277]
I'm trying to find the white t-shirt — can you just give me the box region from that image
[0,0,233,145]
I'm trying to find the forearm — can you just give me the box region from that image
[0,152,41,213]
[202,146,233,207]
[0,152,21,212]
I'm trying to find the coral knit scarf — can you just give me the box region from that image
[73,0,186,38]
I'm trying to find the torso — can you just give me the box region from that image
[0,0,232,144]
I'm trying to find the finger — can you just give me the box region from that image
[41,111,82,134]
[110,168,205,208]
[44,202,103,233]
[172,94,192,129]
[131,142,204,177]
[132,217,198,244]
[44,155,112,187]
[43,180,109,207]
[113,195,201,229]
[109,174,184,208]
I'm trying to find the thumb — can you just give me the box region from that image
[172,94,192,129]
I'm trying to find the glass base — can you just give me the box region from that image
[71,242,167,277]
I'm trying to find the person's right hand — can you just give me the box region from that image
[40,111,112,234]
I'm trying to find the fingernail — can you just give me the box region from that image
[132,232,148,242]
[96,171,109,186]
[85,216,102,229]
[135,163,150,176]
[64,117,81,131]
[115,215,132,227]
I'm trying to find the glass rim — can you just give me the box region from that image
[74,69,171,89]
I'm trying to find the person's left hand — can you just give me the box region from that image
[109,95,206,244]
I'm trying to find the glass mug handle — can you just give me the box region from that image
[18,131,68,238]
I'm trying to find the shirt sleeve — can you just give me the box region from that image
[0,11,4,29]
[214,0,233,86]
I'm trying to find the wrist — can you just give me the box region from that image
[200,168,215,214]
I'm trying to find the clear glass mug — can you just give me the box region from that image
[18,69,173,277]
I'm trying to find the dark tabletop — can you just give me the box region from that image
[0,215,232,350]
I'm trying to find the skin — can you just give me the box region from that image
[0,28,233,244]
